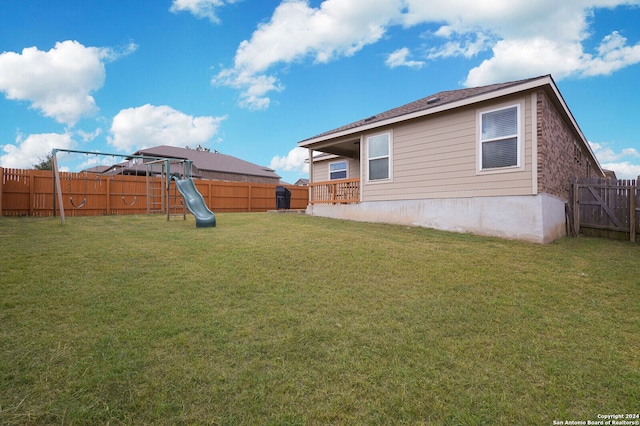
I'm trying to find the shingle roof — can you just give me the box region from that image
[134,145,280,179]
[82,165,111,174]
[301,75,550,143]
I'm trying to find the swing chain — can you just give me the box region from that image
[69,171,88,208]
[120,164,137,206]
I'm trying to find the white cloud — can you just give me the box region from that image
[403,0,590,40]
[464,37,586,86]
[465,31,640,87]
[427,30,495,60]
[601,162,640,179]
[590,142,640,179]
[0,132,75,169]
[214,0,403,109]
[412,1,640,87]
[385,47,425,69]
[215,0,640,107]
[169,0,238,23]
[270,147,309,174]
[0,40,136,126]
[580,31,640,77]
[76,128,103,142]
[214,69,283,110]
[590,142,640,162]
[107,104,226,152]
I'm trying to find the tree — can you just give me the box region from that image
[33,153,54,170]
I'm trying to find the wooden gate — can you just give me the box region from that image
[569,177,639,242]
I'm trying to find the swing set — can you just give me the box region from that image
[52,148,193,224]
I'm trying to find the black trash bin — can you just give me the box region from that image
[275,186,291,210]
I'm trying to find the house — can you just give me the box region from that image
[297,75,604,244]
[82,165,111,174]
[131,145,281,184]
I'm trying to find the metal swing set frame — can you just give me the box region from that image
[51,148,193,224]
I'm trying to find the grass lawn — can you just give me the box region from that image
[0,213,638,425]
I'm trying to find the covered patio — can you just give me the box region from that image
[304,134,361,204]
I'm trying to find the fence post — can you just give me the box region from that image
[572,178,580,236]
[209,180,213,211]
[632,178,638,243]
[106,176,111,215]
[0,167,3,216]
[29,171,35,217]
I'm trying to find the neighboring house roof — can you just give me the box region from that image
[81,165,111,174]
[104,161,169,176]
[134,145,280,179]
[297,74,601,174]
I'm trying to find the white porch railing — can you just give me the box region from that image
[308,178,360,204]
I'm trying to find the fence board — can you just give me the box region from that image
[1,168,308,217]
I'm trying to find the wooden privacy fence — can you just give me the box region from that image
[0,167,308,217]
[569,177,639,242]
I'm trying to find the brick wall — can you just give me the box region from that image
[536,90,602,200]
[198,169,281,184]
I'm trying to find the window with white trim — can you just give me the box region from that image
[367,133,390,181]
[479,105,520,170]
[329,160,348,180]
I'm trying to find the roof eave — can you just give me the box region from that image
[298,75,554,148]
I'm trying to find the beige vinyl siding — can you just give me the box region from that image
[312,156,360,182]
[362,94,534,202]
[312,160,330,182]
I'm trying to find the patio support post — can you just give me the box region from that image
[0,167,3,216]
[631,176,638,243]
[308,148,314,205]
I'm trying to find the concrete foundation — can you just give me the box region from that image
[306,193,567,244]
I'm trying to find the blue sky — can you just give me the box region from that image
[1,0,640,183]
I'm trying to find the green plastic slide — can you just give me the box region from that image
[173,178,216,228]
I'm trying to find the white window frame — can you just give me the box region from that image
[329,160,348,180]
[366,132,392,182]
[477,103,523,173]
